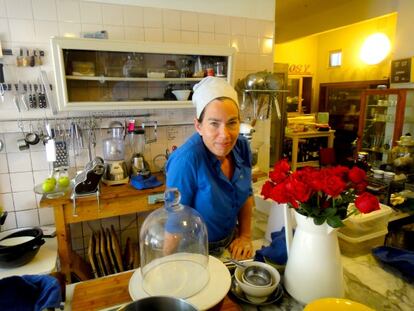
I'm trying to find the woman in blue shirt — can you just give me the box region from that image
[166,77,254,260]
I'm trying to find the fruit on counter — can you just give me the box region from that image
[58,176,70,187]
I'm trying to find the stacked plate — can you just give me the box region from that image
[230,275,284,306]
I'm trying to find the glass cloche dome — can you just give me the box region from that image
[139,188,209,298]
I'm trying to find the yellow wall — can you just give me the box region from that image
[274,35,318,75]
[274,13,397,112]
[316,13,397,83]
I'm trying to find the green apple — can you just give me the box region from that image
[44,177,56,187]
[42,181,55,192]
[58,176,70,187]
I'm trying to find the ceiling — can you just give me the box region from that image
[275,0,399,43]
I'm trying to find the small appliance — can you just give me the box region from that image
[129,128,151,177]
[102,121,129,185]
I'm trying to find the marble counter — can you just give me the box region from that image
[230,253,414,311]
[343,254,414,311]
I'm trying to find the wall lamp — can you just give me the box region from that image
[360,33,391,65]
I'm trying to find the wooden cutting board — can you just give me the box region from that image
[100,228,112,275]
[94,231,105,276]
[111,225,124,272]
[87,234,99,278]
[106,228,118,273]
[71,271,241,311]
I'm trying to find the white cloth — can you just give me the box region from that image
[192,77,239,118]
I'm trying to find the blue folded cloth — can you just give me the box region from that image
[255,227,288,265]
[372,246,414,283]
[0,274,62,311]
[130,174,163,190]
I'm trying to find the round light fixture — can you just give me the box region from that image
[360,33,391,65]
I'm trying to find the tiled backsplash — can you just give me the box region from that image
[0,0,274,258]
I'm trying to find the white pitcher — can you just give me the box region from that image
[283,205,344,305]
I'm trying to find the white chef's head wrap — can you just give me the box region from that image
[192,77,239,119]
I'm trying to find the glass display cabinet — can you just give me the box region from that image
[357,88,414,163]
[50,37,235,111]
[318,80,389,164]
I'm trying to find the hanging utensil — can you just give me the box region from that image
[18,80,29,111]
[0,82,5,103]
[13,84,20,112]
[40,70,57,114]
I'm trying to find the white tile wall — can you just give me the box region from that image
[32,0,57,21]
[0,154,8,173]
[7,152,32,172]
[80,1,102,24]
[5,0,33,19]
[0,1,275,262]
[16,209,39,227]
[56,0,80,23]
[102,4,123,26]
[0,174,12,193]
[13,191,37,211]
[0,0,7,18]
[10,172,34,192]
[0,193,14,212]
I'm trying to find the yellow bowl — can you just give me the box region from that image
[304,298,374,311]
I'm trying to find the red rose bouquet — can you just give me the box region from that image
[261,159,380,228]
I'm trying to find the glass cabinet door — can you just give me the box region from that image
[358,89,413,163]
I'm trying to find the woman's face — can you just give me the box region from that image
[194,98,240,160]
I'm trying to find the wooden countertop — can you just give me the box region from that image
[70,270,241,311]
[39,176,166,224]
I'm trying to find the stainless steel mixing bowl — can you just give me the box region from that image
[118,296,198,311]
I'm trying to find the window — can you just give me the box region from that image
[329,50,342,67]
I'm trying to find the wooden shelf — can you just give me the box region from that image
[285,130,335,171]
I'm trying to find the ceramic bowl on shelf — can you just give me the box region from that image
[172,90,191,101]
[234,261,280,303]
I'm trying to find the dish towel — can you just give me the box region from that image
[255,227,288,265]
[0,274,62,311]
[130,174,163,190]
[372,246,414,283]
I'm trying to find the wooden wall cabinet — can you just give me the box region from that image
[357,88,414,163]
[50,37,236,111]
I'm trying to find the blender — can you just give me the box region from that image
[102,121,129,185]
[129,127,151,178]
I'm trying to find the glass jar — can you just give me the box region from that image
[123,53,146,77]
[165,60,179,78]
[139,188,209,298]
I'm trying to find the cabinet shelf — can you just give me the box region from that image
[66,75,205,83]
[367,104,390,108]
[51,37,236,112]
[361,147,390,154]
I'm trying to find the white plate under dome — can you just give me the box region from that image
[128,255,231,310]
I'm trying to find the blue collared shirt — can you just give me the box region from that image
[165,133,253,242]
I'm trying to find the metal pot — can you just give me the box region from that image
[118,296,198,311]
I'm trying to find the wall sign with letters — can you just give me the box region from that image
[288,64,311,75]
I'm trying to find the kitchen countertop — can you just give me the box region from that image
[63,240,414,311]
[0,236,58,279]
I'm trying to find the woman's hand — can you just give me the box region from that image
[229,235,253,260]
